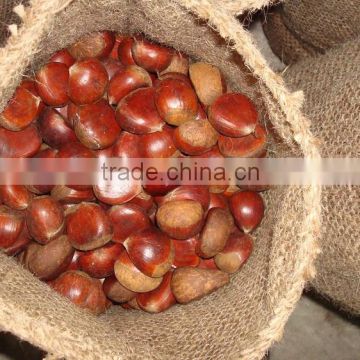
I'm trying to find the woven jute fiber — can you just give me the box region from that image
[282,0,360,53]
[285,39,360,315]
[0,1,321,359]
[263,10,317,65]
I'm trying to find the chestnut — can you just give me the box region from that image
[123,227,174,277]
[108,65,152,105]
[229,191,265,233]
[208,93,258,137]
[114,251,163,293]
[195,103,208,121]
[156,200,204,239]
[143,178,177,197]
[0,185,33,210]
[4,224,31,256]
[112,131,142,158]
[172,236,200,268]
[0,83,41,131]
[140,127,178,158]
[78,242,123,278]
[68,31,115,60]
[116,87,165,134]
[65,202,113,251]
[218,124,267,158]
[189,62,226,106]
[49,48,75,67]
[66,250,81,271]
[21,235,74,280]
[214,232,253,273]
[136,271,176,313]
[35,62,69,106]
[108,204,151,243]
[51,185,95,204]
[38,107,77,149]
[171,267,229,304]
[208,193,228,212]
[68,59,108,105]
[196,208,234,258]
[197,258,218,270]
[73,99,120,150]
[156,72,192,87]
[132,38,173,73]
[110,34,125,60]
[237,184,271,192]
[26,196,65,244]
[102,275,136,303]
[155,78,198,126]
[101,57,124,79]
[51,270,108,315]
[173,119,218,155]
[117,37,136,65]
[0,206,24,249]
[128,189,154,212]
[161,52,189,75]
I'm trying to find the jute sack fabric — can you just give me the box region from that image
[285,38,360,315]
[0,1,321,359]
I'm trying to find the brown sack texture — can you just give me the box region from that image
[285,38,360,315]
[0,1,321,359]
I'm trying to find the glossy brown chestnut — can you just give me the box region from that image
[117,37,136,65]
[172,236,200,268]
[173,119,218,155]
[128,189,154,212]
[112,131,142,158]
[51,270,108,315]
[49,49,75,67]
[26,196,65,244]
[208,93,258,137]
[108,65,152,105]
[0,83,41,131]
[156,72,192,86]
[4,224,31,256]
[66,250,81,271]
[208,193,228,212]
[0,206,24,249]
[102,275,136,303]
[73,99,120,150]
[68,31,115,60]
[116,87,165,134]
[218,124,267,158]
[136,271,176,313]
[114,251,163,293]
[38,107,77,149]
[65,202,113,251]
[101,57,124,79]
[143,177,177,197]
[156,200,204,239]
[196,208,234,258]
[78,242,123,278]
[140,127,178,158]
[155,78,198,126]
[171,267,229,304]
[132,38,173,73]
[108,204,151,243]
[214,232,253,273]
[110,34,125,60]
[161,52,189,75]
[124,227,174,277]
[189,62,226,106]
[21,235,74,280]
[51,185,95,204]
[0,185,33,210]
[35,62,69,106]
[229,191,265,233]
[68,59,108,105]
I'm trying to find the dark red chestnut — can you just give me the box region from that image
[68,31,115,60]
[218,124,267,157]
[108,65,152,105]
[140,127,178,158]
[102,275,136,303]
[123,227,174,277]
[4,224,31,256]
[112,131,142,158]
[35,62,69,106]
[156,200,204,239]
[108,204,151,243]
[136,271,176,313]
[156,72,192,86]
[0,185,33,210]
[208,193,228,212]
[128,189,154,212]
[68,59,108,105]
[73,99,120,149]
[110,34,125,60]
[172,236,200,268]
[117,37,136,65]
[66,202,113,251]
[49,49,75,67]
[116,87,165,134]
[0,206,24,249]
[66,250,81,271]
[132,38,173,73]
[214,231,253,273]
[155,78,198,126]
[101,57,124,79]
[197,258,218,270]
[26,196,65,244]
[229,191,265,233]
[208,93,258,137]
[51,185,95,204]
[78,242,123,278]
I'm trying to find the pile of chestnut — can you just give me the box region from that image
[0,31,267,314]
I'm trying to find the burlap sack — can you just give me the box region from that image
[0,1,321,359]
[285,39,360,315]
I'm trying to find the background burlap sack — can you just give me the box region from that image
[285,38,360,315]
[0,1,321,359]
